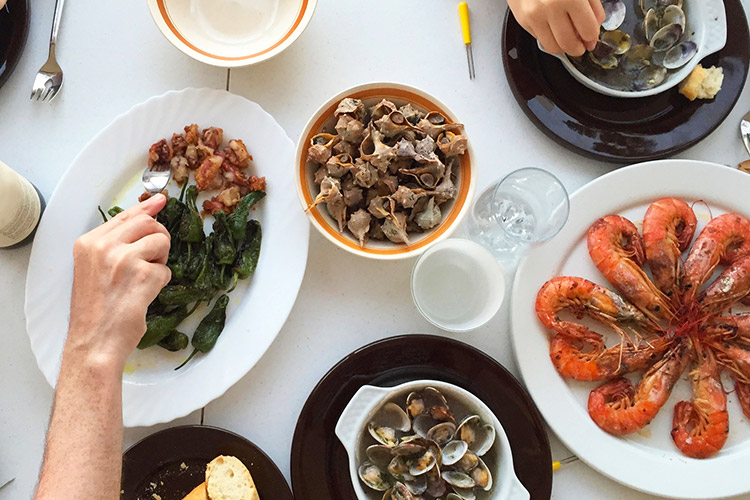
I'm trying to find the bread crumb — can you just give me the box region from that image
[180,462,188,470]
[152,495,162,500]
[739,160,750,173]
[679,65,724,101]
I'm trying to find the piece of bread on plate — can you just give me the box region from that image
[206,455,260,500]
[182,482,208,500]
[679,65,724,101]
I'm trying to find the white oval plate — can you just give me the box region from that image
[511,160,750,499]
[25,88,309,427]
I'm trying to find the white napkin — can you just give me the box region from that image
[0,434,15,490]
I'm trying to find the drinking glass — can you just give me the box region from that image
[466,168,570,264]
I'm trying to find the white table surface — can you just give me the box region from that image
[2,0,750,498]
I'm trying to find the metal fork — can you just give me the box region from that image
[30,0,66,102]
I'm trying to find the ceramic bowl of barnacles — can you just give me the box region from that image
[335,380,530,500]
[543,0,726,97]
[295,82,476,260]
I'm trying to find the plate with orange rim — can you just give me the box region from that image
[146,0,317,67]
[511,160,750,499]
[295,82,476,260]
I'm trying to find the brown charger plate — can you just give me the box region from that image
[0,0,29,90]
[290,334,552,500]
[121,425,293,500]
[502,1,750,164]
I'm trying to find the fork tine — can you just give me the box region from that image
[30,87,39,100]
[43,87,54,102]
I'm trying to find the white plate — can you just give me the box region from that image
[25,88,309,427]
[511,160,750,499]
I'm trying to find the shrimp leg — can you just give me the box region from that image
[587,340,690,435]
[671,344,728,459]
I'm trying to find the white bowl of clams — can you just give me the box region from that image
[295,83,476,260]
[545,0,726,97]
[335,380,530,500]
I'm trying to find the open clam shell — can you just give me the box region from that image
[644,9,660,41]
[426,421,457,446]
[367,444,396,468]
[620,44,654,73]
[662,41,697,69]
[408,449,438,476]
[359,462,393,491]
[442,471,476,489]
[600,30,632,55]
[454,450,480,472]
[650,23,683,52]
[441,439,469,466]
[633,65,667,90]
[661,5,686,30]
[456,415,496,456]
[471,457,493,491]
[589,41,619,69]
[368,402,412,446]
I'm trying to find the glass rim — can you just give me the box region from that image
[491,167,571,244]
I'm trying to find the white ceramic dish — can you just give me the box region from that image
[25,88,309,427]
[546,0,726,98]
[295,82,477,260]
[335,380,529,500]
[511,160,750,498]
[146,0,317,67]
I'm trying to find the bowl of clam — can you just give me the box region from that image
[544,0,726,97]
[295,83,476,260]
[335,380,530,500]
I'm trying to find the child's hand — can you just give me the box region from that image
[509,0,605,56]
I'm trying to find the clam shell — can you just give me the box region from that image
[662,41,697,69]
[404,474,427,495]
[454,450,480,472]
[408,449,437,476]
[426,421,457,446]
[600,30,632,55]
[368,402,411,446]
[359,462,392,491]
[661,5,686,30]
[602,0,626,30]
[471,457,493,491]
[650,23,683,52]
[620,44,654,73]
[633,65,667,90]
[456,415,496,456]
[389,482,416,500]
[644,9,660,41]
[442,470,476,489]
[367,444,395,468]
[442,439,469,466]
[413,413,440,438]
[450,486,477,500]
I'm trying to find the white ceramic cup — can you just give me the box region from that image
[411,238,505,332]
[335,379,530,500]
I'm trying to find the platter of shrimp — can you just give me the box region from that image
[511,159,750,499]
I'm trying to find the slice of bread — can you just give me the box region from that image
[205,456,260,500]
[182,482,208,500]
[679,65,724,101]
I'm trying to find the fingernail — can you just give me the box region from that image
[142,193,165,206]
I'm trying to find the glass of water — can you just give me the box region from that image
[466,168,570,264]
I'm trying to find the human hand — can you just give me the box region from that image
[508,0,605,56]
[65,194,171,369]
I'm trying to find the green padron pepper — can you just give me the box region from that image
[178,186,204,243]
[137,305,189,349]
[227,191,265,241]
[212,212,236,266]
[233,220,262,280]
[175,294,229,369]
[185,240,207,282]
[157,197,185,232]
[158,284,212,306]
[158,330,189,352]
[108,206,124,218]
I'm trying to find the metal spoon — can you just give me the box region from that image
[741,110,750,157]
[142,162,171,196]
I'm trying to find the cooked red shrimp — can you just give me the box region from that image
[699,255,750,315]
[733,377,750,420]
[535,276,655,340]
[587,341,689,435]
[671,344,728,459]
[550,333,674,382]
[588,215,674,323]
[682,213,750,301]
[642,198,697,301]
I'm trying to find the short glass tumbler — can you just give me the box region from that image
[467,168,569,263]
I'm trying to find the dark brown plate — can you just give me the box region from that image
[290,334,552,500]
[0,0,29,90]
[502,1,750,163]
[121,425,293,500]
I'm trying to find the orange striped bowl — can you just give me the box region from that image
[146,0,317,67]
[295,83,477,260]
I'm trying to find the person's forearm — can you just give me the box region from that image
[34,333,124,500]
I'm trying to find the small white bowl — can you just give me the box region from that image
[335,380,530,500]
[546,0,726,98]
[146,0,317,67]
[411,239,505,333]
[295,82,477,260]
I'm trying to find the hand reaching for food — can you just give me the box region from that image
[67,194,172,369]
[508,0,605,55]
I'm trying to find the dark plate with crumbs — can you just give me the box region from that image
[121,425,293,500]
[291,334,552,500]
[0,0,29,90]
[502,0,750,163]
